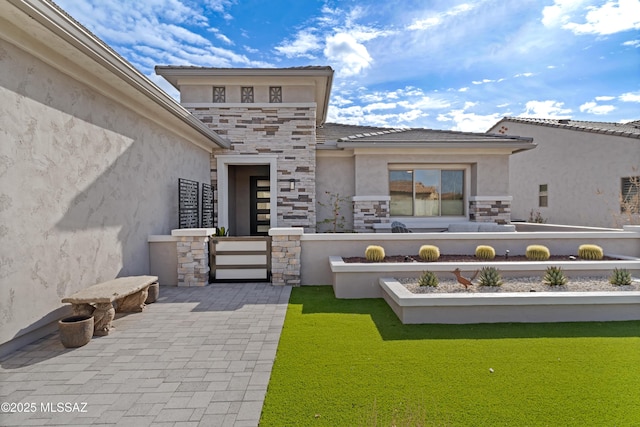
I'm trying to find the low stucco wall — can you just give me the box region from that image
[0,39,211,355]
[300,227,640,285]
[148,236,179,286]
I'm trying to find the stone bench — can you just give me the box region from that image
[61,275,158,336]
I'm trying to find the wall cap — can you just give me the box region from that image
[269,227,305,236]
[352,195,391,202]
[171,228,216,237]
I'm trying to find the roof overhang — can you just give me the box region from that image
[155,66,334,126]
[1,0,230,151]
[336,139,536,154]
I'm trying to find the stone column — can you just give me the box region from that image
[171,228,216,287]
[352,196,391,233]
[269,227,303,286]
[469,196,512,224]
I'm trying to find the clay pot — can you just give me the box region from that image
[145,282,159,304]
[58,315,94,348]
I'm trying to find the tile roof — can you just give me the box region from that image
[496,117,640,139]
[318,123,532,144]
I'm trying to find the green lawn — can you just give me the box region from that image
[260,286,640,426]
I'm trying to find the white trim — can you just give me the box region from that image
[171,228,217,237]
[469,196,513,202]
[269,227,304,236]
[183,102,316,109]
[216,155,278,232]
[352,195,391,202]
[148,235,179,242]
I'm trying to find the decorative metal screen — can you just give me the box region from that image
[179,178,199,228]
[201,183,214,228]
[269,86,282,103]
[213,86,225,103]
[241,86,254,103]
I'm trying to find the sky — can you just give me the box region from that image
[55,0,640,132]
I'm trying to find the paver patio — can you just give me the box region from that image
[0,283,291,426]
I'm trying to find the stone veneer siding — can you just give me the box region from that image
[269,228,302,286]
[191,106,317,232]
[172,229,215,287]
[353,196,391,233]
[469,197,512,224]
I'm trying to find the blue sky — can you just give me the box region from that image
[55,0,640,132]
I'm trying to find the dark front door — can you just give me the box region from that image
[250,177,270,236]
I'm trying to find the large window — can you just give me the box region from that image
[389,168,465,216]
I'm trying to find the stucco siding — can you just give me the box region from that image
[501,122,639,226]
[316,154,355,232]
[0,39,210,348]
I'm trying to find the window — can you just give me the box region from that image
[539,184,548,207]
[621,176,640,213]
[213,86,225,103]
[389,168,465,216]
[241,86,254,103]
[269,86,282,103]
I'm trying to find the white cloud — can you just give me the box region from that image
[595,95,615,101]
[579,101,616,114]
[363,102,397,112]
[620,91,640,102]
[408,3,477,31]
[541,0,587,27]
[623,39,640,47]
[458,87,469,92]
[397,97,451,110]
[514,72,534,78]
[521,100,572,117]
[437,110,503,133]
[563,0,640,35]
[275,30,321,59]
[208,28,233,45]
[324,32,372,76]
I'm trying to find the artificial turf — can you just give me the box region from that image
[260,286,640,426]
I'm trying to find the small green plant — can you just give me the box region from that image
[528,209,547,223]
[215,226,229,237]
[478,267,502,287]
[543,266,568,286]
[418,245,440,261]
[365,245,385,262]
[317,191,351,233]
[475,245,495,260]
[578,244,604,260]
[526,245,550,261]
[609,268,632,286]
[418,271,439,287]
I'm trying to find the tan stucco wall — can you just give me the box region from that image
[352,150,510,196]
[316,153,355,232]
[0,39,211,350]
[181,84,315,104]
[491,122,640,227]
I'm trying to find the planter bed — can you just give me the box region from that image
[380,277,640,324]
[329,256,640,299]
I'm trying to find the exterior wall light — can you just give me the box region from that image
[289,179,295,190]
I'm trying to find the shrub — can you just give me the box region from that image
[578,244,604,260]
[478,267,502,287]
[418,245,440,261]
[609,268,632,286]
[418,271,439,287]
[365,245,385,262]
[475,245,495,260]
[543,266,568,286]
[526,245,551,261]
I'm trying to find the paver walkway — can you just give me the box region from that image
[0,283,291,426]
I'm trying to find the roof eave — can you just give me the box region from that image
[4,0,230,150]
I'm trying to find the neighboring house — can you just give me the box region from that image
[156,68,536,234]
[488,118,640,228]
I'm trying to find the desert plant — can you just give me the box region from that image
[543,266,568,286]
[475,245,496,260]
[526,245,551,261]
[477,267,502,287]
[317,191,351,233]
[578,244,604,260]
[215,226,229,237]
[528,209,547,223]
[418,271,439,287]
[418,245,440,261]
[365,245,385,262]
[609,268,632,286]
